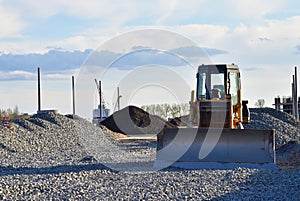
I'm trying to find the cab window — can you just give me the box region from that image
[229,72,239,105]
[197,72,225,100]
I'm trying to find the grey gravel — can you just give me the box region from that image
[0,168,299,200]
[245,108,300,146]
[0,109,299,200]
[245,108,300,161]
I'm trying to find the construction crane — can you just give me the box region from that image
[113,87,122,112]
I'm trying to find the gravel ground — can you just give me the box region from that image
[1,168,299,200]
[0,109,299,200]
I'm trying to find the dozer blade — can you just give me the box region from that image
[155,128,276,170]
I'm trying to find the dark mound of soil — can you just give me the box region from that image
[100,105,176,135]
[168,115,190,127]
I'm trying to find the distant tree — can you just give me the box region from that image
[255,99,265,108]
[141,103,189,119]
[162,103,171,119]
[11,105,20,119]
[0,106,20,120]
[170,104,181,118]
[180,103,190,115]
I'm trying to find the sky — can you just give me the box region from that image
[0,0,300,117]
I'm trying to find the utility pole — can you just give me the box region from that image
[37,67,41,112]
[95,79,102,121]
[72,76,75,115]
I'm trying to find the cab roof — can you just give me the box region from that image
[198,64,239,72]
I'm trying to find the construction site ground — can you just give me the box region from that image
[0,107,299,200]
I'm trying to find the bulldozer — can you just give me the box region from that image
[155,64,276,169]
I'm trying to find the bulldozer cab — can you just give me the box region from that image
[196,64,240,103]
[194,64,249,128]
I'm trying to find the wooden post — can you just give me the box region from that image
[72,76,75,115]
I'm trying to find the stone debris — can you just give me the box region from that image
[245,108,300,147]
[0,108,299,200]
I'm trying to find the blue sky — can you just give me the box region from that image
[0,0,300,116]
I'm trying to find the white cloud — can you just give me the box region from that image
[227,0,286,20]
[51,36,98,51]
[219,16,300,65]
[0,0,61,20]
[0,0,296,55]
[0,70,34,80]
[155,0,205,25]
[0,2,24,38]
[0,41,45,54]
[2,0,139,26]
[1,11,300,65]
[169,24,229,47]
[258,16,300,41]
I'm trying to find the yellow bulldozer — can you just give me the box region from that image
[155,64,276,169]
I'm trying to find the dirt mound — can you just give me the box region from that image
[168,115,190,127]
[100,105,176,135]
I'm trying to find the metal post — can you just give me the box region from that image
[72,76,75,115]
[292,81,295,116]
[37,67,41,112]
[99,80,102,121]
[294,66,299,119]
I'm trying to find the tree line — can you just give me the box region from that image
[0,106,20,120]
[141,103,190,120]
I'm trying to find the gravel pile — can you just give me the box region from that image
[244,108,300,147]
[0,110,299,200]
[0,112,85,168]
[244,108,300,164]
